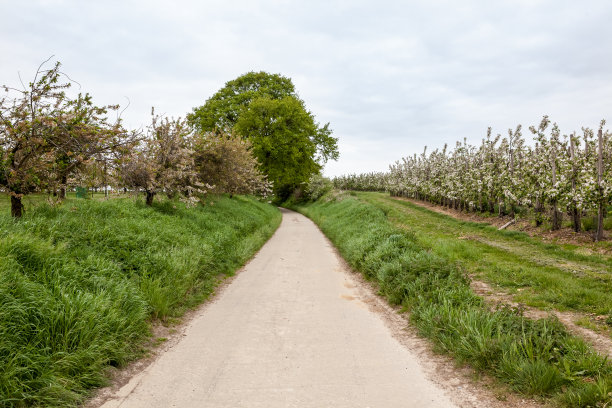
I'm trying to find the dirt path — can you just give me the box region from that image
[92,208,462,408]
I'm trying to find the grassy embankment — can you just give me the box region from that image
[293,191,612,407]
[0,195,280,407]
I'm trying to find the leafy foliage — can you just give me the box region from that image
[0,60,134,216]
[333,172,389,192]
[302,173,334,201]
[234,96,322,194]
[189,71,296,131]
[193,131,272,197]
[119,112,202,205]
[335,116,612,236]
[188,71,338,198]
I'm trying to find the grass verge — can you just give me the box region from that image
[0,195,280,407]
[292,192,612,407]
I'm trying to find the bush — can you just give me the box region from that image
[303,174,333,201]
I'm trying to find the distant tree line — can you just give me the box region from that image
[332,172,389,192]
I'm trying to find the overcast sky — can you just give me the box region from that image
[2,0,612,176]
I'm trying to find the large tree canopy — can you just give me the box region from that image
[188,71,338,198]
[190,71,296,131]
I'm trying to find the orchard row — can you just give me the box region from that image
[334,116,611,240]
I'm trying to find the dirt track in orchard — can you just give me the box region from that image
[87,209,540,408]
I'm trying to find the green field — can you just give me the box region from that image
[0,195,280,407]
[293,192,612,407]
[353,192,612,319]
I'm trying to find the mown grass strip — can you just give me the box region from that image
[356,192,612,320]
[0,196,280,407]
[293,193,612,407]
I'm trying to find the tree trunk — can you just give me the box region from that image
[59,174,67,199]
[104,161,108,198]
[509,143,515,218]
[551,202,561,230]
[596,129,605,241]
[535,200,544,227]
[550,147,561,231]
[146,190,155,206]
[572,208,581,233]
[11,195,24,218]
[596,204,605,241]
[569,136,581,232]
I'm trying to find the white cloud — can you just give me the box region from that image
[2,0,612,177]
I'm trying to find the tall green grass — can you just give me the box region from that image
[0,196,280,407]
[294,194,612,407]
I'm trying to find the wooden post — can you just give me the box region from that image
[596,129,605,241]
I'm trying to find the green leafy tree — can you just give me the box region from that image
[188,72,338,198]
[234,96,325,197]
[190,71,295,131]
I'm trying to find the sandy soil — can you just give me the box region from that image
[86,208,543,408]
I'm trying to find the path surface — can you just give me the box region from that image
[99,208,457,408]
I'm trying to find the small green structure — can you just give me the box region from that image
[75,187,89,199]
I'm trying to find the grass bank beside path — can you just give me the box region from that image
[0,195,280,407]
[357,192,612,322]
[292,192,612,407]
